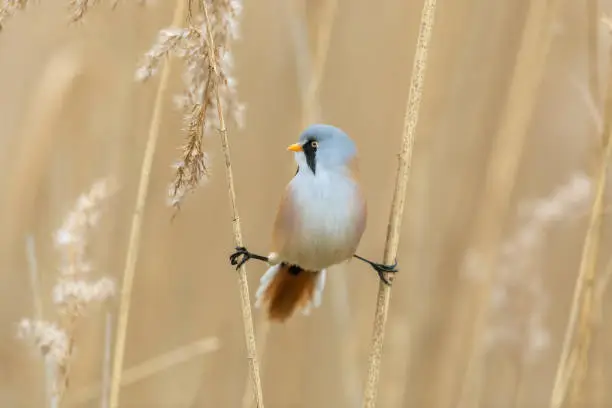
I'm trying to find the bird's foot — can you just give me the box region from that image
[229,246,268,270]
[229,246,252,270]
[370,260,398,286]
[353,254,398,286]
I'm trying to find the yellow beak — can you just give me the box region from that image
[287,143,303,152]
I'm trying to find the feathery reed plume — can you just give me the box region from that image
[135,0,261,404]
[549,16,612,408]
[108,2,187,408]
[69,0,99,21]
[0,0,28,30]
[3,45,80,406]
[0,0,134,29]
[489,175,591,408]
[136,0,244,211]
[17,178,117,407]
[69,0,146,22]
[480,174,592,407]
[485,174,592,361]
[361,0,438,406]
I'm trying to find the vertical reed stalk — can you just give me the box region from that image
[361,0,438,406]
[201,2,264,406]
[579,2,603,405]
[549,19,612,408]
[68,338,219,407]
[107,2,187,407]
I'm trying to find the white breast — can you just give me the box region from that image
[281,166,364,270]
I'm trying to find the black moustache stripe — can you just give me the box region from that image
[303,142,317,174]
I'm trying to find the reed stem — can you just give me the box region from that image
[361,0,438,406]
[201,1,265,406]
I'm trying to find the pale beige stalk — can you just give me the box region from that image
[107,1,187,407]
[361,0,438,406]
[68,337,219,407]
[578,2,604,405]
[201,2,264,407]
[549,18,612,408]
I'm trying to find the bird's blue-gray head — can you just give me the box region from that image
[287,124,357,175]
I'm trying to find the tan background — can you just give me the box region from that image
[1,0,612,407]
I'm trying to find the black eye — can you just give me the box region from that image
[310,141,318,149]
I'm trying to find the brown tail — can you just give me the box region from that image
[256,263,323,322]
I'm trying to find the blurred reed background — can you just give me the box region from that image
[1,0,612,407]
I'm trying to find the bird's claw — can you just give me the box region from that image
[374,260,398,272]
[371,260,398,286]
[229,246,251,270]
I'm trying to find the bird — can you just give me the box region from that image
[229,123,398,322]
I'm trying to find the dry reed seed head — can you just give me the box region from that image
[135,28,193,82]
[136,3,244,126]
[53,277,115,316]
[136,0,244,209]
[17,319,70,365]
[475,173,593,361]
[70,0,146,22]
[54,178,117,267]
[166,103,212,208]
[17,178,117,400]
[1,0,134,29]
[52,177,117,316]
[69,0,98,22]
[516,174,592,223]
[0,0,29,30]
[167,149,212,207]
[205,0,245,129]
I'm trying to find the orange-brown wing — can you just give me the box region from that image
[353,187,367,248]
[348,155,367,245]
[270,184,298,255]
